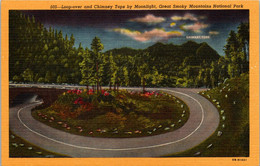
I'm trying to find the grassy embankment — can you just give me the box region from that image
[166,73,249,157]
[9,130,68,157]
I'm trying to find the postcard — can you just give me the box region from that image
[1,0,259,165]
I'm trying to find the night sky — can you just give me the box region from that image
[23,10,249,55]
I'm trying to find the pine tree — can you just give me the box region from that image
[90,37,104,92]
[136,52,150,93]
[224,30,243,78]
[217,57,229,83]
[70,34,75,48]
[237,23,249,61]
[79,48,95,90]
[237,22,249,73]
[123,66,129,87]
[109,54,118,90]
[45,71,52,83]
[210,61,219,87]
[151,67,164,87]
[22,68,34,82]
[57,75,62,83]
[204,68,211,88]
[224,30,239,60]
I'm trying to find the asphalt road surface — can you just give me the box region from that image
[9,87,219,157]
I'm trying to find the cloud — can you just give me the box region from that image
[171,16,183,21]
[180,22,209,33]
[113,28,141,38]
[170,22,176,27]
[171,13,206,22]
[129,14,165,24]
[171,13,198,21]
[209,31,220,35]
[113,28,183,42]
[199,16,207,20]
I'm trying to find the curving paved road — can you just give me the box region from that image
[9,88,219,157]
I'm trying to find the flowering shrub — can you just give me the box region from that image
[74,97,93,112]
[141,91,163,97]
[67,89,82,95]
[87,89,94,95]
[51,103,77,119]
[52,89,113,119]
[33,88,189,138]
[52,89,170,119]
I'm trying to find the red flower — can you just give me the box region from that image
[144,92,151,97]
[74,97,83,104]
[88,89,94,95]
[76,90,82,95]
[68,89,82,94]
[79,101,84,105]
[78,97,83,100]
[104,91,109,96]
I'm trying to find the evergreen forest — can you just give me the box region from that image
[9,11,249,89]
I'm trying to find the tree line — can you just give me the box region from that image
[9,11,249,90]
[10,11,82,84]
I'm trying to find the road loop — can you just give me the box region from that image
[10,87,219,157]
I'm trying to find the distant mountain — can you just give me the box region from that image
[105,47,140,56]
[106,41,220,67]
[196,42,220,62]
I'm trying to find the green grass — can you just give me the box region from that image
[32,90,190,138]
[9,130,69,158]
[165,73,249,157]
